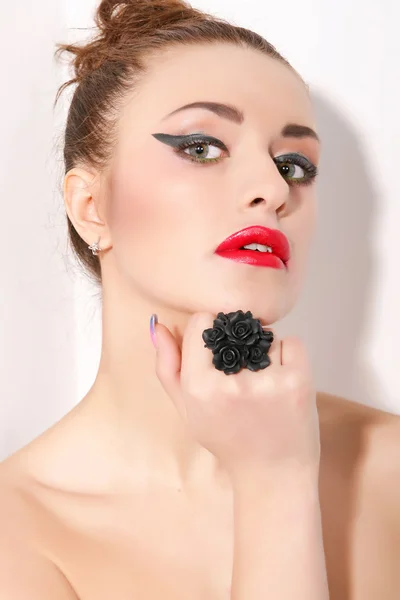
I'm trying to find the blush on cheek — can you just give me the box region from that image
[107,169,156,244]
[106,156,199,265]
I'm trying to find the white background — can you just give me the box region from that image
[1,0,399,460]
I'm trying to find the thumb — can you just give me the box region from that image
[152,319,187,421]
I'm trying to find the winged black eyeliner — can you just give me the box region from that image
[152,133,224,147]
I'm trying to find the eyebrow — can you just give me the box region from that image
[162,101,320,143]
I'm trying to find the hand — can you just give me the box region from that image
[153,312,321,481]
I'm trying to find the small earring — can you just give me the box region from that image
[88,236,102,256]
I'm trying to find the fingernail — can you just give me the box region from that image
[150,314,158,349]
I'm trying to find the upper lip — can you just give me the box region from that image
[215,225,291,264]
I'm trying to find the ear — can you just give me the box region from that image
[64,167,112,249]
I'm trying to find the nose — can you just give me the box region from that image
[240,157,289,214]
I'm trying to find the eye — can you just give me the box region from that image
[175,136,227,164]
[279,163,304,179]
[152,132,228,165]
[181,141,223,161]
[274,153,318,187]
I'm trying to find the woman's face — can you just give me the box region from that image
[105,43,320,324]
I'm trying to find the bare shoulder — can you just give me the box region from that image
[317,388,400,445]
[317,389,400,425]
[317,389,400,484]
[317,390,400,582]
[0,457,79,599]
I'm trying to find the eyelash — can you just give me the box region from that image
[172,135,318,187]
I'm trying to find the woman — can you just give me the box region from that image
[1,0,399,598]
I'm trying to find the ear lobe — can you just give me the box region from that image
[64,168,110,247]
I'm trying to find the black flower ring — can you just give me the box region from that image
[202,310,274,375]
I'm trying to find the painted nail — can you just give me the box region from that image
[150,314,158,349]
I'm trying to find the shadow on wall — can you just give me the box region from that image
[278,90,391,412]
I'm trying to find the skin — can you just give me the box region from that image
[1,42,400,599]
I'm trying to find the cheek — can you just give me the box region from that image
[109,159,174,240]
[291,191,317,251]
[109,179,153,240]
[287,194,317,285]
[106,158,209,269]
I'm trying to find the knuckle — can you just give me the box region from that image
[184,377,204,399]
[183,374,216,403]
[252,373,278,398]
[284,369,314,406]
[284,369,305,393]
[201,377,220,401]
[214,375,242,402]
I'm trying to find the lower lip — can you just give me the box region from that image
[215,249,286,269]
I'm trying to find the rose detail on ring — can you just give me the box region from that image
[242,339,272,371]
[212,343,246,375]
[202,310,274,375]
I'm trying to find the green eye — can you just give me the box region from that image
[151,133,319,185]
[274,153,318,186]
[278,163,303,179]
[181,140,224,163]
[152,133,228,165]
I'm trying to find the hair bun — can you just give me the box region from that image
[96,0,202,36]
[55,0,203,86]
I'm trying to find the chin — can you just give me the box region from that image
[203,290,296,326]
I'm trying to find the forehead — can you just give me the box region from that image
[117,43,315,137]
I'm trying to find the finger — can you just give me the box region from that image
[281,335,311,372]
[154,322,187,420]
[180,312,220,391]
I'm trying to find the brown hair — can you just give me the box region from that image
[54,0,301,285]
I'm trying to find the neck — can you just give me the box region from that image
[82,277,229,493]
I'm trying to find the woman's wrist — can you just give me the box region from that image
[229,462,320,499]
[231,468,322,532]
[230,463,328,600]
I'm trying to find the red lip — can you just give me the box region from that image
[215,226,290,269]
